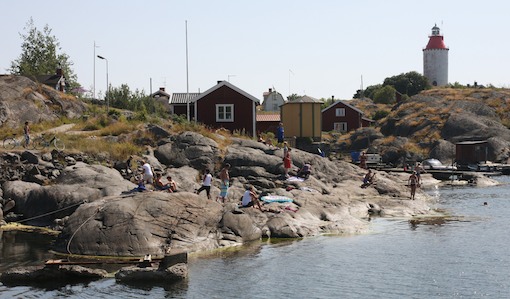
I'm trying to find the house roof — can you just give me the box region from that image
[362,116,375,123]
[170,93,200,104]
[321,100,365,114]
[256,114,281,122]
[292,95,320,103]
[191,81,260,104]
[151,90,171,98]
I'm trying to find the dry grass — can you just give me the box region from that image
[97,121,140,136]
[62,134,140,161]
[380,136,396,145]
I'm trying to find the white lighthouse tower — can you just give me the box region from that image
[423,24,449,86]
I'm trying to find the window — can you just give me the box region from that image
[334,122,347,132]
[273,103,278,111]
[335,108,345,117]
[216,104,234,122]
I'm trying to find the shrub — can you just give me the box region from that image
[372,110,390,120]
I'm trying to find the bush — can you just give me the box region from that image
[372,110,390,120]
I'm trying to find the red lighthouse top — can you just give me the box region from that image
[425,24,448,50]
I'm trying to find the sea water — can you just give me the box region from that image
[1,176,510,298]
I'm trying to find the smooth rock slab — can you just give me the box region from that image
[0,265,108,286]
[115,263,187,283]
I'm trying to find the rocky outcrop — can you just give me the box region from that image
[53,192,224,256]
[0,75,87,127]
[154,131,219,171]
[377,89,510,164]
[0,130,441,258]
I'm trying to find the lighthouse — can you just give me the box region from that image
[423,24,449,86]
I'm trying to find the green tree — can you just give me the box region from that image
[107,84,167,117]
[9,18,79,91]
[373,85,397,104]
[287,93,301,101]
[320,97,336,110]
[353,84,383,99]
[383,71,430,96]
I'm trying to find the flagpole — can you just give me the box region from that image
[93,41,96,99]
[186,20,190,122]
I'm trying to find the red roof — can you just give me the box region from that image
[256,114,280,122]
[425,36,447,50]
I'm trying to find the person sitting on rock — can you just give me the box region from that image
[297,163,312,179]
[361,169,376,188]
[241,185,263,210]
[135,177,149,192]
[154,173,171,191]
[166,176,178,193]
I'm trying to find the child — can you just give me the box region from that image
[196,169,212,199]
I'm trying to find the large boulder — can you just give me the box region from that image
[23,185,102,225]
[56,162,135,196]
[53,192,223,256]
[220,211,262,242]
[428,139,455,163]
[154,131,219,171]
[2,181,41,214]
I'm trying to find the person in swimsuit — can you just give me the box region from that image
[408,171,418,200]
[217,163,231,203]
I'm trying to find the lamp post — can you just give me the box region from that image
[97,55,109,113]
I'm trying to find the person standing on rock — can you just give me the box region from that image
[23,121,30,148]
[283,148,292,178]
[141,160,154,185]
[277,122,285,145]
[217,163,231,203]
[196,169,213,200]
[408,171,418,200]
[359,151,367,169]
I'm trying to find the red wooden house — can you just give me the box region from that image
[321,100,373,132]
[192,81,260,136]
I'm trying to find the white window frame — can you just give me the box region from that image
[335,108,346,117]
[216,104,234,122]
[334,122,347,132]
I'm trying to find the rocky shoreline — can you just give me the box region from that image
[0,130,455,258]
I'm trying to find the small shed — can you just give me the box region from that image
[455,140,489,165]
[170,93,199,116]
[256,113,280,135]
[280,95,322,141]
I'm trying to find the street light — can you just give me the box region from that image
[97,55,109,113]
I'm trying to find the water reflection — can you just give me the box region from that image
[0,230,56,272]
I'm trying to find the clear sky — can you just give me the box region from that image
[1,0,509,101]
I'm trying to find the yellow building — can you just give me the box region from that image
[280,95,322,141]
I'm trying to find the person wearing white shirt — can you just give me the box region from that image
[142,160,153,184]
[196,169,213,199]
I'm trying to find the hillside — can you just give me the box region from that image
[350,87,510,165]
[0,75,87,127]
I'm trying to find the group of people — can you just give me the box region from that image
[131,159,178,193]
[360,162,426,200]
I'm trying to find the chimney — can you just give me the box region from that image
[217,80,223,84]
[332,95,334,100]
[56,68,63,76]
[159,87,165,92]
[269,88,272,93]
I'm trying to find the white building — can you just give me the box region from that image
[261,88,285,112]
[423,24,449,86]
